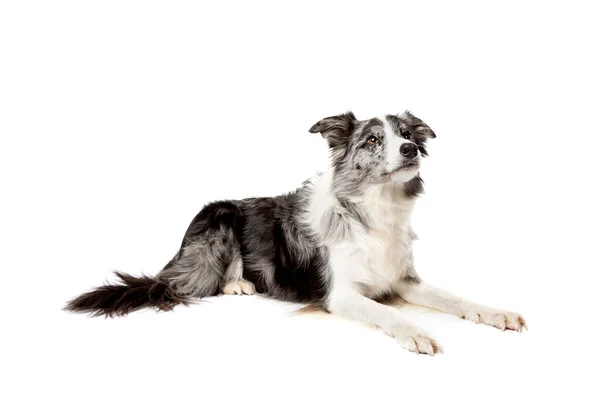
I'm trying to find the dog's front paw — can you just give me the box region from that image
[462,309,527,332]
[393,328,443,355]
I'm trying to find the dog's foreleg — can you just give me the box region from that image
[398,281,527,332]
[327,288,443,355]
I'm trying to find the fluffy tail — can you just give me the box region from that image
[64,271,189,317]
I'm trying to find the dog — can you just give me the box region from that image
[65,110,526,355]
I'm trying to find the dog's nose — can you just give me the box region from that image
[400,143,418,158]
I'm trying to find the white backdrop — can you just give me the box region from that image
[1,1,598,399]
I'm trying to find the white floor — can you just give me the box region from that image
[8,284,589,400]
[2,2,599,398]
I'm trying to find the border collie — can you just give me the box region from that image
[65,111,526,355]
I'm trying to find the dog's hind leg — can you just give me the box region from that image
[221,250,255,295]
[158,200,251,299]
[158,237,225,298]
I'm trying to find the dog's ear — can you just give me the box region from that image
[309,112,357,149]
[402,110,436,139]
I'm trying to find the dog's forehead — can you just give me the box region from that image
[384,115,408,134]
[358,115,408,135]
[361,118,384,133]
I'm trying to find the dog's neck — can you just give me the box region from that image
[306,169,417,233]
[333,170,418,212]
[345,179,416,230]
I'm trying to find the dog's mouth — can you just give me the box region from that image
[390,161,420,174]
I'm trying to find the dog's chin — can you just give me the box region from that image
[387,163,420,183]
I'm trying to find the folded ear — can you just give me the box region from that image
[401,110,436,139]
[309,112,357,149]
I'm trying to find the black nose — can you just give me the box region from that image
[400,143,418,158]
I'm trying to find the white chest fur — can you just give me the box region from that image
[306,171,417,298]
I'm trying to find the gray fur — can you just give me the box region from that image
[66,111,526,356]
[329,117,390,199]
[65,110,436,317]
[158,225,237,297]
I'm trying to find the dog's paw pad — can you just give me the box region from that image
[222,280,255,295]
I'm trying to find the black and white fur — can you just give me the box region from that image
[66,111,526,355]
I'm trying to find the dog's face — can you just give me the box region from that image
[309,111,436,196]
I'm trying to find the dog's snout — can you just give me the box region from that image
[400,143,418,159]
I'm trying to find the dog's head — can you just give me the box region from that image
[309,111,436,197]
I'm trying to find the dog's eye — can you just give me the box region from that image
[367,136,379,145]
[402,132,412,140]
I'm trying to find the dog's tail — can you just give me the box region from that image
[64,271,189,318]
